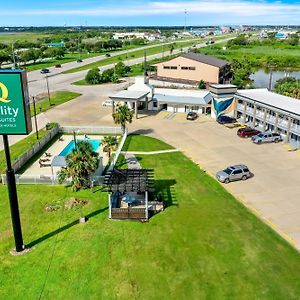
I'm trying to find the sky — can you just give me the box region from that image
[1,0,300,27]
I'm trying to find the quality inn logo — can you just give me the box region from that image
[0,82,11,103]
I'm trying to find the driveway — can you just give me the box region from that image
[129,113,300,250]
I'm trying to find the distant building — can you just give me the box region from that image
[275,32,288,40]
[152,53,232,84]
[113,32,146,40]
[47,41,65,47]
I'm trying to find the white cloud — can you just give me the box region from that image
[1,0,300,20]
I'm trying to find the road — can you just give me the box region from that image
[27,37,232,97]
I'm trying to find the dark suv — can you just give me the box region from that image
[186,111,198,120]
[237,127,260,138]
[40,68,50,74]
[217,115,236,124]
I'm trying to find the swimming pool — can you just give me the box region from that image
[59,140,101,157]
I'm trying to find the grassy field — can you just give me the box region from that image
[198,43,300,68]
[0,129,49,174]
[31,91,81,115]
[0,32,49,44]
[122,134,174,152]
[1,135,299,299]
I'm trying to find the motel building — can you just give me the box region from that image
[110,77,300,147]
[210,84,300,146]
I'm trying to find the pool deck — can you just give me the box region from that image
[21,135,109,178]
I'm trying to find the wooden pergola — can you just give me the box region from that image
[103,169,155,220]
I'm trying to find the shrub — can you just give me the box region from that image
[198,80,206,89]
[85,68,101,84]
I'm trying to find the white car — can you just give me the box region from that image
[102,100,113,107]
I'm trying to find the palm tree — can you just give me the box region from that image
[58,141,99,192]
[102,136,118,159]
[112,104,133,133]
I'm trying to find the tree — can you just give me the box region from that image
[198,80,206,89]
[115,61,131,77]
[0,50,10,68]
[58,141,99,192]
[85,68,101,84]
[102,136,118,159]
[169,43,175,54]
[274,77,300,99]
[112,104,133,132]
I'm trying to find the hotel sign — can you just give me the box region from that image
[0,70,32,135]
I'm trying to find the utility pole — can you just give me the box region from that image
[144,50,147,77]
[268,70,273,91]
[45,75,51,106]
[11,43,16,70]
[184,9,187,32]
[32,96,39,140]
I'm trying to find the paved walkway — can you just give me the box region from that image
[123,152,141,169]
[121,149,179,155]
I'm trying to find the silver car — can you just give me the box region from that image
[216,164,251,184]
[251,132,282,144]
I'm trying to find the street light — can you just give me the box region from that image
[45,75,52,106]
[31,96,39,140]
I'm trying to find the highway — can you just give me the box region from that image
[27,37,232,97]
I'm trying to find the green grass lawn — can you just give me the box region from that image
[0,128,49,174]
[122,134,174,152]
[1,135,299,299]
[31,91,81,115]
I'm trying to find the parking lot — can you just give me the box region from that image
[130,113,300,249]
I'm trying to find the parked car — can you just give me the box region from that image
[102,100,113,107]
[237,127,260,138]
[216,164,251,184]
[217,115,237,124]
[105,53,111,57]
[40,68,50,74]
[55,64,62,68]
[186,111,198,120]
[251,132,282,144]
[77,59,83,63]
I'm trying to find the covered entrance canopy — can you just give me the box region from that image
[109,90,150,118]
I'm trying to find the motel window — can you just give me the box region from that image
[181,66,189,70]
[170,66,177,70]
[189,67,196,70]
[163,66,171,69]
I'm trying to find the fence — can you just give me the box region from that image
[11,126,60,173]
[108,128,128,172]
[60,126,122,135]
[1,174,105,186]
[1,125,124,185]
[111,208,146,220]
